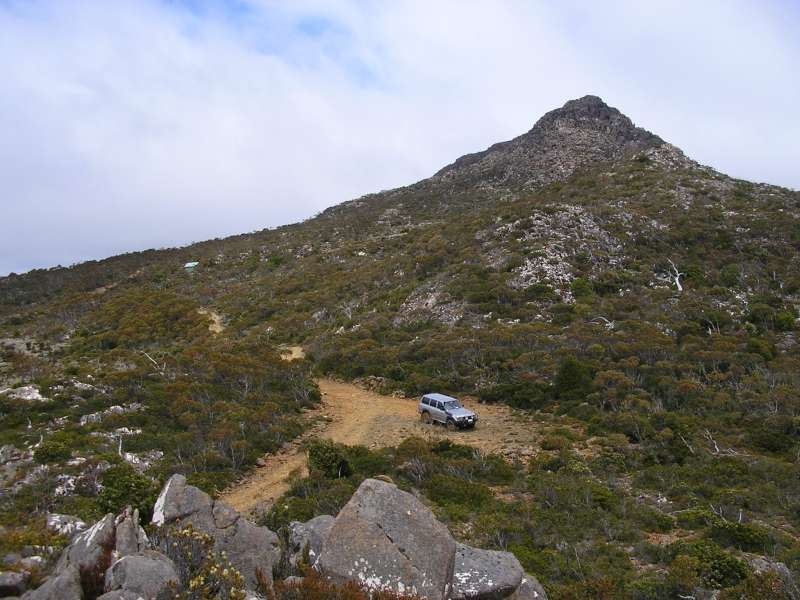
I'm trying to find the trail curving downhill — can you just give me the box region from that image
[220,348,550,513]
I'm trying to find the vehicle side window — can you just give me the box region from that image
[422,398,430,406]
[435,401,443,409]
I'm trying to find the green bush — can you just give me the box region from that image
[33,440,71,464]
[540,434,571,451]
[98,463,159,520]
[710,518,769,553]
[308,440,352,478]
[424,474,492,509]
[671,539,749,588]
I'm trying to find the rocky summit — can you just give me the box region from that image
[434,95,663,190]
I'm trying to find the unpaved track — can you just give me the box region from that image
[221,382,546,513]
[221,349,549,513]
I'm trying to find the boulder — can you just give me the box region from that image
[103,551,180,600]
[288,515,334,567]
[21,565,83,600]
[451,543,523,600]
[114,508,148,557]
[508,574,548,600]
[151,474,280,589]
[55,513,116,596]
[0,570,30,596]
[317,478,456,599]
[2,553,22,567]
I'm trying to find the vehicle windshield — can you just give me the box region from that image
[443,400,462,410]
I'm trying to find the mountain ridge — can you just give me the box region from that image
[1,94,800,599]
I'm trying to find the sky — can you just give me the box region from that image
[1,1,799,276]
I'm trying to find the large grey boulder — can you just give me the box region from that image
[288,515,334,568]
[151,474,280,589]
[0,570,30,596]
[103,551,180,600]
[22,565,83,600]
[508,574,547,600]
[55,513,117,595]
[451,543,523,600]
[317,478,456,599]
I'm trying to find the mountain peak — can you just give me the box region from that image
[434,95,663,190]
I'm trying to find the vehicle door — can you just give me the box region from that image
[432,399,446,423]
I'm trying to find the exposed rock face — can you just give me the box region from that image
[318,478,457,599]
[451,543,523,600]
[103,551,179,600]
[29,475,546,600]
[55,513,117,595]
[288,514,334,568]
[434,95,662,191]
[114,508,148,557]
[151,474,280,589]
[22,565,83,600]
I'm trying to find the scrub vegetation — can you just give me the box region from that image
[1,97,799,598]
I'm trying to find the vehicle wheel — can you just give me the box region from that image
[445,419,456,432]
[421,412,432,424]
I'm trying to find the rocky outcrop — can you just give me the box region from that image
[434,95,664,191]
[151,473,280,589]
[26,475,545,600]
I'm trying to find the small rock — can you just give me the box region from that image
[21,565,82,600]
[451,543,523,600]
[2,554,22,567]
[0,570,30,596]
[509,573,548,599]
[20,557,44,571]
[288,515,334,567]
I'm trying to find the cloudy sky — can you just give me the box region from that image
[1,1,798,275]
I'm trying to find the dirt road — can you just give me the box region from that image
[220,372,550,513]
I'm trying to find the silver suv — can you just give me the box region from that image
[419,393,477,430]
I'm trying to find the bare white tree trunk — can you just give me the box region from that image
[667,258,684,292]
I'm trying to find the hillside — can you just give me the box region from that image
[1,96,799,599]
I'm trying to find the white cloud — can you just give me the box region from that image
[0,0,797,274]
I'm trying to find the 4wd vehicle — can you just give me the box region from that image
[419,393,477,430]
